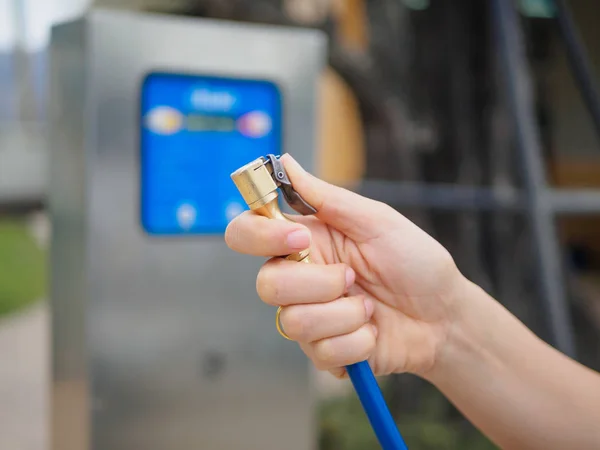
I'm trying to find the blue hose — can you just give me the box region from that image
[346,361,408,449]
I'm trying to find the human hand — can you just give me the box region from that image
[225,154,466,380]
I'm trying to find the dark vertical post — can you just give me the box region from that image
[490,0,576,357]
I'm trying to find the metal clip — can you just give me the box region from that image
[265,154,317,216]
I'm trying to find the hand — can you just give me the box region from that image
[225,154,465,380]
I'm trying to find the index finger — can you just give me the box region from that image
[225,210,312,257]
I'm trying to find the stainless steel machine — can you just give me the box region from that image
[48,8,326,450]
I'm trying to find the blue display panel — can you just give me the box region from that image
[140,72,282,235]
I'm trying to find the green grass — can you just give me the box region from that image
[318,379,497,450]
[0,218,46,317]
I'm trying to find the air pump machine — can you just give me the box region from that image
[49,9,324,450]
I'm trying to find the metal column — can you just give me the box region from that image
[491,0,576,356]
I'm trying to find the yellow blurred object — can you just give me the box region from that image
[551,158,600,255]
[550,159,600,188]
[315,67,366,186]
[312,0,366,186]
[332,0,368,50]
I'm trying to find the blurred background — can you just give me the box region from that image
[1,0,600,449]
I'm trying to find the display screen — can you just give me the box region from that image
[140,72,282,235]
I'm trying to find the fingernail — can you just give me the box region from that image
[286,229,310,250]
[364,298,374,319]
[345,267,355,289]
[371,324,378,338]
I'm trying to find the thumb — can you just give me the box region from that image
[280,153,396,242]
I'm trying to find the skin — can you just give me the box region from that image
[225,154,600,449]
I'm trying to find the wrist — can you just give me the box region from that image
[424,274,500,385]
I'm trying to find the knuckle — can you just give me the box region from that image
[312,339,336,368]
[312,358,329,371]
[329,368,347,379]
[351,295,367,319]
[335,264,349,295]
[372,199,394,215]
[256,265,281,305]
[439,247,458,272]
[340,295,367,327]
[224,218,241,249]
[359,327,377,358]
[280,306,308,341]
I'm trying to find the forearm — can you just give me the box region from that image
[427,277,600,450]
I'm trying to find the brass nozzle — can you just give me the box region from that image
[230,157,311,263]
[230,158,279,210]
